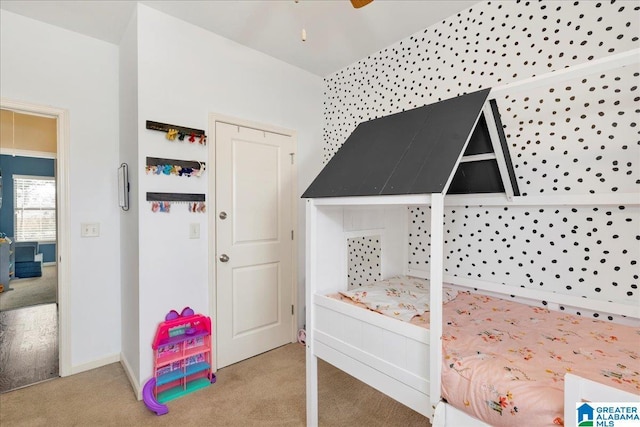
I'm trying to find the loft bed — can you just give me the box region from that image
[303,49,640,426]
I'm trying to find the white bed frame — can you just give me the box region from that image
[305,196,639,426]
[305,49,640,427]
[305,196,436,423]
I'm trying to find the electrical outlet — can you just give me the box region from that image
[189,223,200,239]
[81,223,100,237]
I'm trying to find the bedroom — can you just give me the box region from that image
[1,0,638,425]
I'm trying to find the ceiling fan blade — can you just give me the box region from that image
[350,0,373,8]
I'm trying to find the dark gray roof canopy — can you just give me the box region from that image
[303,88,519,198]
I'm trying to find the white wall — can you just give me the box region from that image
[135,4,323,384]
[0,11,121,367]
[0,3,323,386]
[119,8,141,387]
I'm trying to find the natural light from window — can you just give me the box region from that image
[14,175,56,242]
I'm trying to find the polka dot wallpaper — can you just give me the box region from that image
[347,236,382,289]
[501,65,638,196]
[323,0,639,310]
[408,205,639,308]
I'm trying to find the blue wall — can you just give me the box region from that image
[0,154,56,263]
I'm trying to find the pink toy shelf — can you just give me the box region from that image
[143,307,216,415]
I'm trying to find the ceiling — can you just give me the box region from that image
[0,0,478,77]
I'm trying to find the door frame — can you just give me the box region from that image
[207,113,298,369]
[1,97,71,376]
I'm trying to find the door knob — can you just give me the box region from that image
[219,254,229,262]
[219,211,227,220]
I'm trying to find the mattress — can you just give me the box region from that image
[331,293,430,328]
[441,292,640,426]
[332,284,640,426]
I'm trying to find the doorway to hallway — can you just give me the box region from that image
[0,98,71,389]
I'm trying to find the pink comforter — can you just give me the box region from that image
[441,292,640,426]
[330,290,639,425]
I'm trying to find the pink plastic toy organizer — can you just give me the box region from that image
[143,308,215,415]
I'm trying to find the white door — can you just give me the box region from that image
[215,122,295,368]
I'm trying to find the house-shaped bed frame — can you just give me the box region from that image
[303,49,639,426]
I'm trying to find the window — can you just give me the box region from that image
[14,175,56,242]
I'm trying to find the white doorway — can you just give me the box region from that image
[209,116,297,368]
[0,98,71,377]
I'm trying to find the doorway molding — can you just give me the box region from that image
[207,113,299,369]
[1,97,71,377]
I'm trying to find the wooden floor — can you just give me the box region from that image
[0,303,59,393]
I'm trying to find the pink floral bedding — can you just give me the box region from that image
[329,289,640,426]
[441,292,640,426]
[339,275,458,321]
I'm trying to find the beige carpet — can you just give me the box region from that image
[0,343,430,426]
[0,266,57,312]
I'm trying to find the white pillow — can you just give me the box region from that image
[339,275,458,321]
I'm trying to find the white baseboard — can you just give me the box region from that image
[120,353,142,401]
[43,262,57,267]
[70,353,120,375]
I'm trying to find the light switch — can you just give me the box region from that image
[81,223,100,237]
[189,223,200,239]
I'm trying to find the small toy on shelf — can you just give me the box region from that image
[142,307,216,415]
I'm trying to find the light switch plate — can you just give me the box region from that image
[189,223,200,239]
[81,223,100,237]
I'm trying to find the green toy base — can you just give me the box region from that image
[157,378,211,403]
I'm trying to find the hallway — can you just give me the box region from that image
[0,303,58,393]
